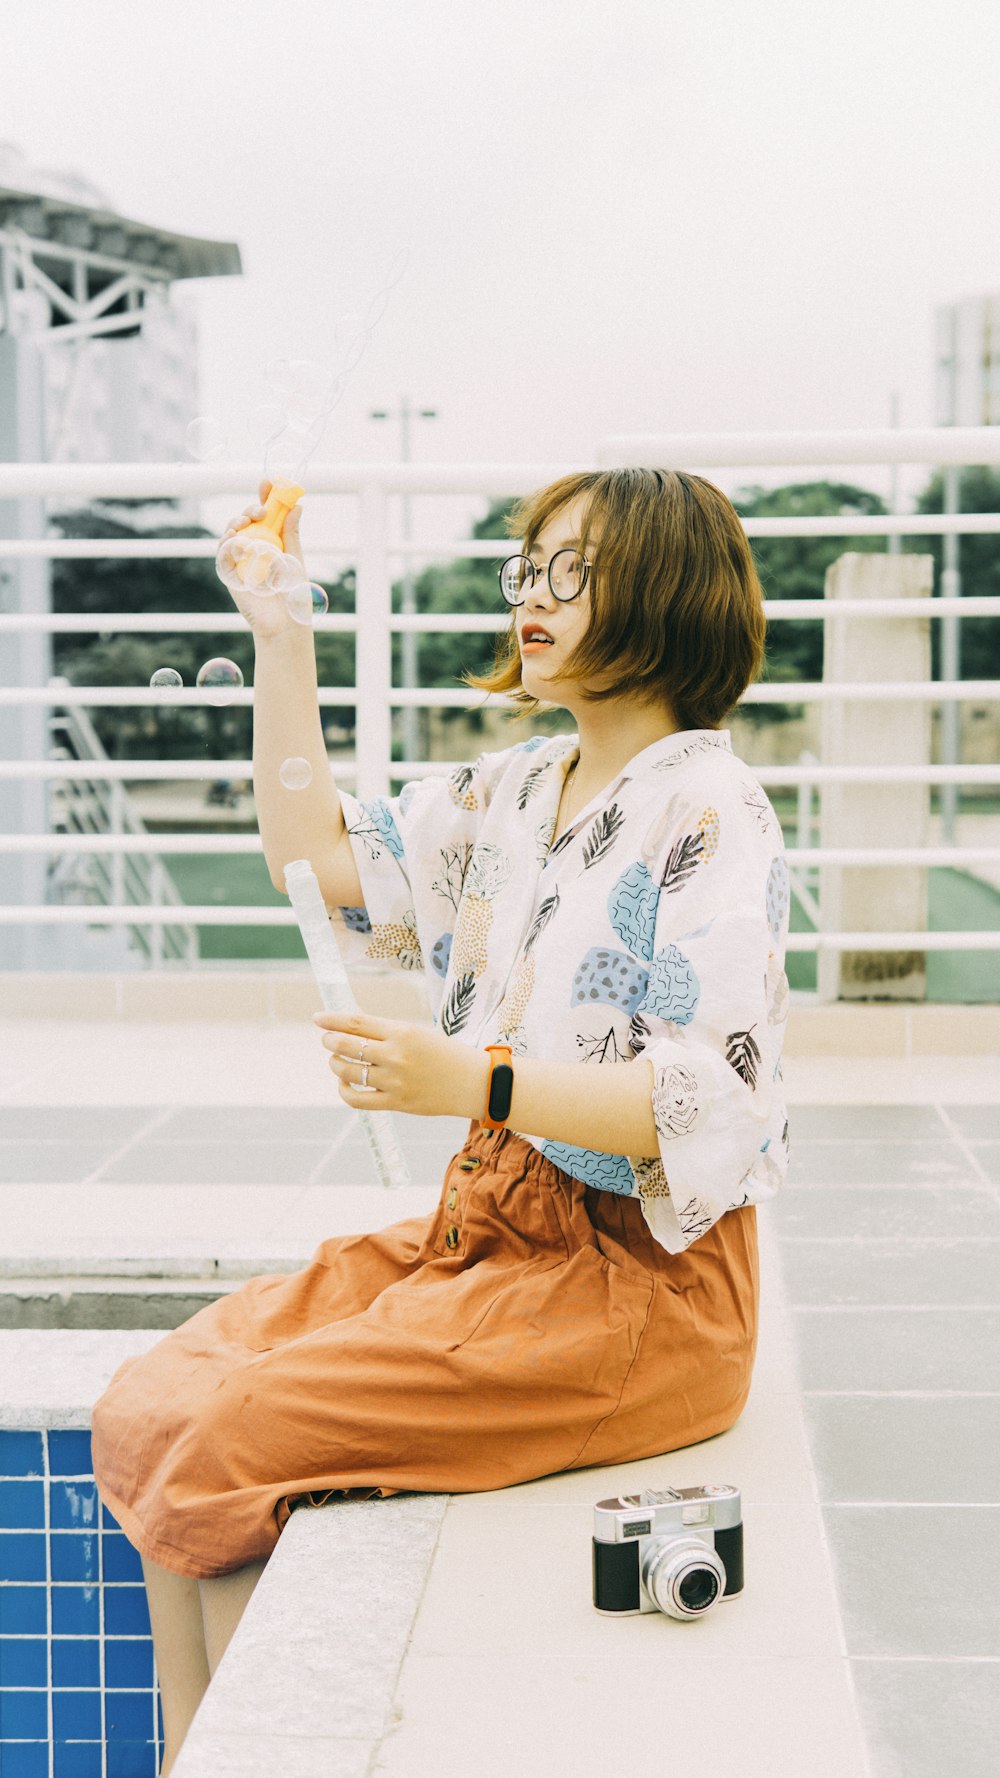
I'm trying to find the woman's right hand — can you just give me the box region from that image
[218,479,308,639]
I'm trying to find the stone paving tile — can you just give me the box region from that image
[93,1140,332,1186]
[0,1141,123,1184]
[942,1105,1000,1140]
[789,1104,952,1141]
[775,1238,1000,1307]
[314,1143,459,1188]
[788,1139,971,1186]
[823,1506,1000,1657]
[803,1396,1000,1504]
[154,1106,353,1143]
[767,1183,1000,1239]
[850,1658,1000,1778]
[0,1107,160,1141]
[968,1142,1000,1184]
[791,1307,1000,1393]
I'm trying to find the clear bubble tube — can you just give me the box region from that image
[283,858,409,1190]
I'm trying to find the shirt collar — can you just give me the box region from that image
[560,728,731,782]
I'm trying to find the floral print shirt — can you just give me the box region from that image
[334,728,790,1255]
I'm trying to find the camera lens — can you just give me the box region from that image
[678,1568,720,1611]
[642,1536,727,1619]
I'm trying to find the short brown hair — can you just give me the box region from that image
[460,467,767,729]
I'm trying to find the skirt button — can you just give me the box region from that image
[445,1225,459,1250]
[446,1187,459,1210]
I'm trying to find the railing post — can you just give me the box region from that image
[149,860,164,970]
[109,781,126,955]
[796,750,817,856]
[355,478,393,802]
[818,552,934,1001]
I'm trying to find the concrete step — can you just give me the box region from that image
[0,1275,241,1330]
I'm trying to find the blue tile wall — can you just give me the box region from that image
[0,1428,163,1778]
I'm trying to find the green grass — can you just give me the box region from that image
[786,866,1000,1000]
[167,853,307,961]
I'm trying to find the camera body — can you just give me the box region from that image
[592,1483,743,1619]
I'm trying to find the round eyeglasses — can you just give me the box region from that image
[498,549,591,606]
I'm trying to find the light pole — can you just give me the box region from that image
[369,396,438,762]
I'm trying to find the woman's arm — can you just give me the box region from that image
[251,622,352,899]
[221,486,361,908]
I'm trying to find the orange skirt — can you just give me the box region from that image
[90,1121,759,1579]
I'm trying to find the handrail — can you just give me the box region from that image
[5,834,998,866]
[2,595,1000,633]
[45,705,198,964]
[2,760,999,784]
[0,903,994,949]
[1,680,996,709]
[2,441,998,981]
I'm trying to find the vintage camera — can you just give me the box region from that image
[592,1484,743,1619]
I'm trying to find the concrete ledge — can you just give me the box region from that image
[0,1327,164,1429]
[1,970,998,1055]
[0,1221,872,1778]
[173,1494,449,1778]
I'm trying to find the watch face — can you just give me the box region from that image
[487,1063,514,1120]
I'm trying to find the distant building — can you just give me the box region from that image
[0,141,240,519]
[935,291,1000,427]
[0,143,242,969]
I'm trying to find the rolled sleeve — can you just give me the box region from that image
[329,746,524,1018]
[625,780,789,1253]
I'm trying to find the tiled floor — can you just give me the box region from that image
[2,1018,999,1777]
[764,1100,1000,1778]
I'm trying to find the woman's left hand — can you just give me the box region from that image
[314,1009,487,1119]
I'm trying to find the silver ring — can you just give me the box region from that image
[357,1039,368,1062]
[360,1061,370,1088]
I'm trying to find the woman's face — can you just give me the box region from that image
[515,495,594,697]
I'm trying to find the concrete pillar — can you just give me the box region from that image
[818,551,933,1001]
[0,332,51,970]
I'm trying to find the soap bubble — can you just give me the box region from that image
[286,581,329,626]
[364,287,390,331]
[253,251,409,480]
[264,418,325,484]
[340,328,370,376]
[150,667,183,692]
[196,658,244,707]
[278,756,313,791]
[334,311,364,354]
[379,246,409,291]
[215,535,282,596]
[185,417,226,461]
[271,552,307,594]
[264,358,327,401]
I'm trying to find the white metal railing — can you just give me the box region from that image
[45,699,198,966]
[1,432,999,979]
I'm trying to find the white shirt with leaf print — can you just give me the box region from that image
[333,727,790,1255]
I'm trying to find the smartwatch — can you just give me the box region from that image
[482,1044,514,1130]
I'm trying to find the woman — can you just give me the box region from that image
[90,466,789,1774]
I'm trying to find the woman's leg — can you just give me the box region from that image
[198,1558,269,1679]
[139,1554,211,1777]
[140,1553,268,1773]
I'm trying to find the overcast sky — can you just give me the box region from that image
[4,0,1000,547]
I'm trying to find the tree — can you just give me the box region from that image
[50,501,357,760]
[388,496,521,743]
[729,480,891,721]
